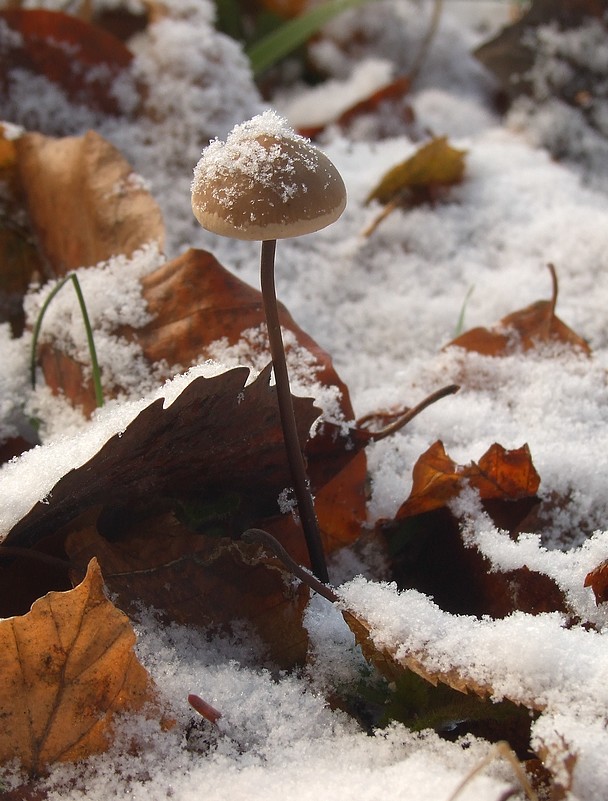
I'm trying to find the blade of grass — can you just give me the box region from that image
[246,0,374,75]
[30,273,104,408]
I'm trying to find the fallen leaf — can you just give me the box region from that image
[366,136,466,206]
[0,9,138,118]
[3,365,319,550]
[66,521,310,669]
[584,559,608,604]
[0,558,161,774]
[475,0,606,103]
[131,249,353,414]
[35,248,369,549]
[446,266,590,356]
[0,124,43,335]
[16,129,165,277]
[392,441,540,520]
[298,76,414,140]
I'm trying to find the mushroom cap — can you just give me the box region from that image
[191,111,347,241]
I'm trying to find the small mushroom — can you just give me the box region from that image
[191,110,347,582]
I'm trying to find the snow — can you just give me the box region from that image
[3,0,608,799]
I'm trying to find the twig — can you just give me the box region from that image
[242,528,338,603]
[358,383,459,442]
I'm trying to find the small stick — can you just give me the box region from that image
[242,528,338,603]
[359,383,459,442]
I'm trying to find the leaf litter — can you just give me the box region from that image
[2,1,608,800]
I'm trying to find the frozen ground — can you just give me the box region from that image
[2,1,608,799]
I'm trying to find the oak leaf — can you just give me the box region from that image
[0,558,161,774]
[393,440,540,520]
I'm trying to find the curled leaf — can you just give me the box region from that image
[394,440,540,520]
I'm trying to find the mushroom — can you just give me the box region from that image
[191,110,347,583]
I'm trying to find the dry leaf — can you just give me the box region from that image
[393,440,540,520]
[0,558,161,774]
[0,9,138,118]
[16,129,164,277]
[35,248,368,550]
[298,76,413,140]
[366,136,466,206]
[3,365,319,550]
[0,124,43,335]
[66,522,310,669]
[475,0,606,102]
[447,267,590,357]
[584,559,608,604]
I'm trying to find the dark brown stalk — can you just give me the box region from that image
[359,383,459,442]
[259,239,329,583]
[243,528,337,603]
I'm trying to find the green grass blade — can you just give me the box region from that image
[246,0,373,75]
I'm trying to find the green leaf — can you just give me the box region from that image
[246,0,374,76]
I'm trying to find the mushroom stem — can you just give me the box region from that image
[260,239,329,583]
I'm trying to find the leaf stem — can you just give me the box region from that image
[30,273,104,408]
[259,240,328,583]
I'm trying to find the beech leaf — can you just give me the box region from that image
[366,136,466,207]
[66,522,310,669]
[446,266,590,357]
[15,129,165,277]
[0,9,138,118]
[0,558,161,774]
[393,440,540,520]
[3,365,319,549]
[584,559,608,605]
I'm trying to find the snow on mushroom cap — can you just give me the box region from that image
[191,110,347,240]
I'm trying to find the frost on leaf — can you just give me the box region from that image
[0,558,161,774]
[3,365,319,550]
[0,8,138,119]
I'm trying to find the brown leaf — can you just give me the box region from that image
[366,136,466,207]
[0,558,161,774]
[34,248,368,550]
[584,559,608,604]
[133,249,353,413]
[298,76,414,140]
[0,9,138,118]
[16,129,164,277]
[3,365,319,550]
[447,267,590,356]
[66,521,310,669]
[393,441,540,520]
[475,0,606,103]
[0,124,44,335]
